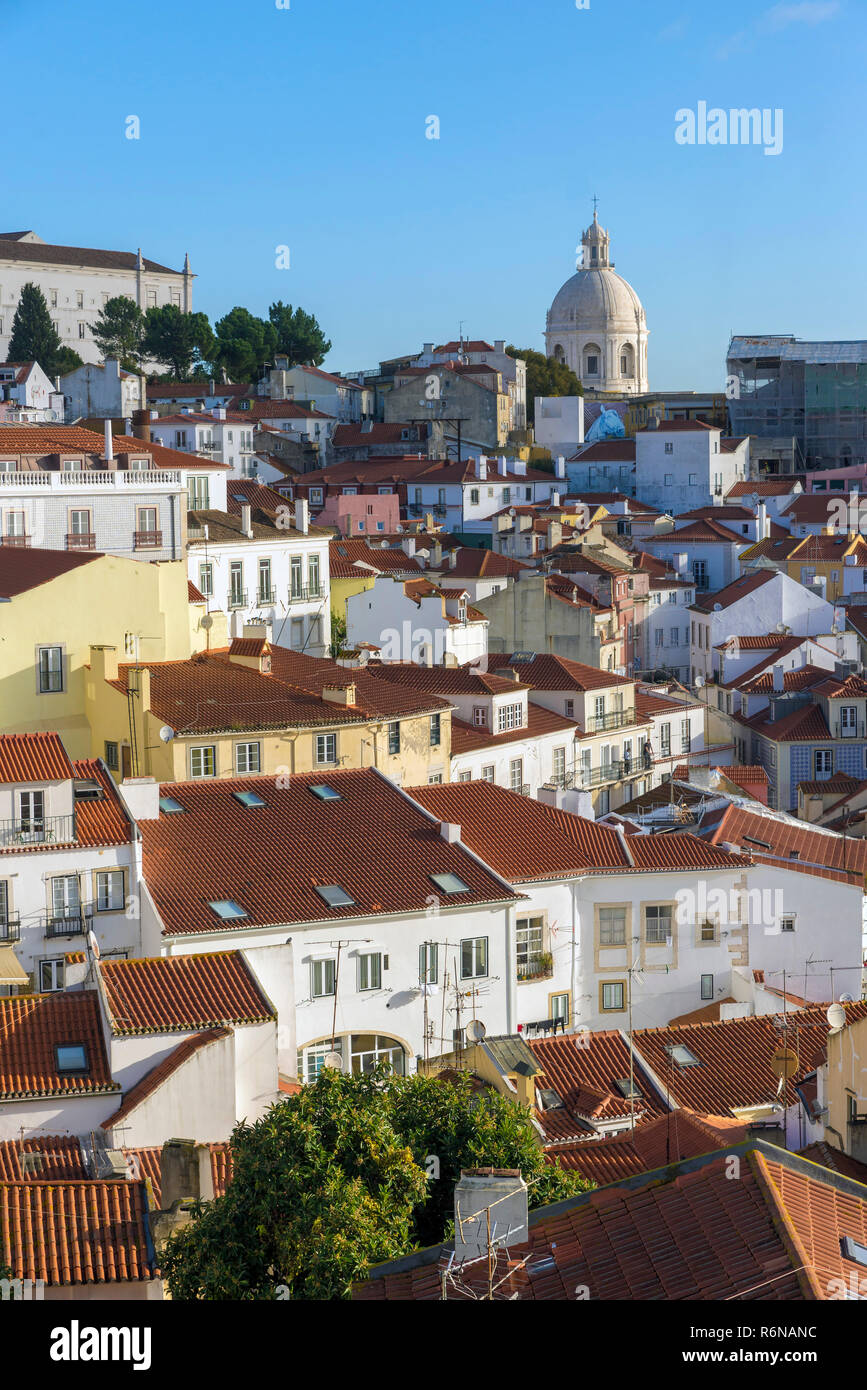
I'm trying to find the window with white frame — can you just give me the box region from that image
[235,741,261,774]
[509,758,524,791]
[39,958,65,992]
[37,645,63,693]
[460,937,488,979]
[198,562,213,597]
[598,906,626,946]
[419,942,439,986]
[96,870,124,912]
[316,733,337,765]
[190,745,216,778]
[311,958,336,997]
[357,952,382,991]
[516,915,546,976]
[644,904,672,944]
[497,702,524,732]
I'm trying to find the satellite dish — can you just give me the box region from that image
[694,674,705,690]
[201,614,214,630]
[466,1019,486,1042]
[840,992,855,1004]
[159,725,175,743]
[87,930,100,961]
[713,603,722,612]
[827,1002,847,1031]
[322,1051,343,1071]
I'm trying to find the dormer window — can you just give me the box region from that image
[56,1044,88,1074]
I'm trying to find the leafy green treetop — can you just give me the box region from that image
[6,282,82,377]
[507,346,583,426]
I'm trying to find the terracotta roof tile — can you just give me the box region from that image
[702,802,867,883]
[0,548,102,599]
[71,758,132,847]
[0,732,74,783]
[0,1136,89,1183]
[528,1031,668,1136]
[0,1179,155,1286]
[546,1110,747,1181]
[0,234,181,275]
[101,951,276,1034]
[0,992,118,1100]
[328,539,424,575]
[492,652,633,692]
[266,648,452,719]
[449,704,576,755]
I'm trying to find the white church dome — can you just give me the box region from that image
[547,266,645,332]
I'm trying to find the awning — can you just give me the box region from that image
[0,947,28,987]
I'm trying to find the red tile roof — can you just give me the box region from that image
[528,1030,667,1137]
[188,579,207,603]
[266,648,453,719]
[0,732,74,783]
[409,781,749,881]
[0,234,181,275]
[632,1003,867,1116]
[367,662,525,697]
[0,1179,156,1286]
[797,772,861,796]
[0,547,102,598]
[72,758,132,847]
[645,518,748,545]
[701,802,867,883]
[354,1144,867,1301]
[224,479,289,515]
[139,767,519,937]
[448,704,578,755]
[328,539,424,576]
[546,1110,747,1182]
[0,1136,89,1183]
[429,549,529,579]
[800,1141,867,1185]
[727,480,798,498]
[102,1028,231,1133]
[491,652,634,692]
[0,992,118,1100]
[100,951,276,1035]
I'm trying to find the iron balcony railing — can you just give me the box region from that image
[0,913,21,943]
[834,722,865,739]
[256,587,277,604]
[1,534,30,547]
[228,590,248,610]
[66,532,96,550]
[43,907,92,939]
[585,709,636,733]
[288,584,323,603]
[0,815,77,848]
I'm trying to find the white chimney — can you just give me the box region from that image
[241,503,253,538]
[116,776,160,822]
[295,498,310,534]
[449,550,458,569]
[757,501,768,539]
[477,455,488,481]
[401,536,416,559]
[772,664,784,692]
[439,822,461,843]
[104,418,114,462]
[498,455,507,477]
[551,491,561,508]
[555,456,566,479]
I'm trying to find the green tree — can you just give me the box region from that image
[328,612,348,660]
[143,305,215,380]
[269,301,331,367]
[160,1066,591,1300]
[212,306,277,382]
[507,347,583,426]
[93,295,145,370]
[6,282,81,377]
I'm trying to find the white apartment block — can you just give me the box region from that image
[635,421,749,512]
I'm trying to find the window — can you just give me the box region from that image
[430,872,471,895]
[229,560,245,608]
[233,789,266,808]
[56,1044,88,1073]
[188,476,210,509]
[664,442,674,455]
[700,919,716,943]
[137,505,158,536]
[96,870,124,912]
[780,915,796,934]
[601,981,625,1011]
[664,473,673,486]
[461,937,488,978]
[660,723,671,757]
[814,749,833,778]
[159,795,186,813]
[688,473,698,486]
[470,488,479,506]
[701,974,714,1001]
[552,746,566,785]
[429,713,441,747]
[258,558,273,602]
[104,740,119,770]
[198,563,213,597]
[316,733,337,765]
[516,915,545,976]
[314,884,355,907]
[565,699,574,718]
[309,488,324,507]
[457,770,472,782]
[5,509,25,537]
[665,1043,701,1067]
[69,507,91,536]
[357,952,382,991]
[309,784,341,801]
[300,1039,342,1082]
[481,764,495,782]
[308,554,321,596]
[311,958,336,997]
[78,322,86,339]
[387,721,401,755]
[550,993,570,1025]
[428,773,443,784]
[37,645,63,693]
[39,958,64,992]
[190,745,216,778]
[235,741,261,774]
[509,758,524,792]
[645,904,672,944]
[419,942,439,985]
[472,706,488,727]
[290,555,303,598]
[598,906,626,946]
[681,718,690,753]
[841,706,858,737]
[208,899,247,920]
[499,703,524,733]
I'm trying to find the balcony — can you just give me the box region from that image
[0,815,76,848]
[0,913,21,943]
[287,585,323,604]
[256,587,277,605]
[133,530,163,549]
[228,590,248,610]
[1,534,30,547]
[517,954,553,982]
[66,532,96,550]
[43,908,91,939]
[0,470,182,490]
[586,709,636,733]
[835,722,865,739]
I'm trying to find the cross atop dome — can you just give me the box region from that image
[581,204,610,268]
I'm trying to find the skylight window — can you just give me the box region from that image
[231,493,247,502]
[159,795,186,814]
[208,899,248,920]
[665,1044,701,1068]
[841,1236,867,1267]
[233,790,266,808]
[56,1044,88,1073]
[430,872,471,895]
[309,784,342,801]
[315,884,355,908]
[743,835,772,851]
[614,1077,643,1099]
[536,1087,563,1111]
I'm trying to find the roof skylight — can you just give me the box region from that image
[430,872,471,894]
[159,795,186,814]
[208,899,248,920]
[314,884,355,908]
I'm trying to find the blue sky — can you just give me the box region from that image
[4,0,864,388]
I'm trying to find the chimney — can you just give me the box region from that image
[104,418,114,461]
[546,520,562,550]
[116,776,161,821]
[209,379,215,395]
[453,1169,528,1261]
[449,549,458,569]
[772,664,784,692]
[494,340,505,354]
[439,821,461,843]
[555,456,566,479]
[295,498,310,534]
[241,503,253,538]
[400,535,417,559]
[213,406,227,421]
[430,540,443,568]
[131,408,151,442]
[514,460,527,477]
[551,490,561,508]
[89,643,119,683]
[757,500,768,539]
[498,455,507,477]
[477,455,488,481]
[321,683,357,706]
